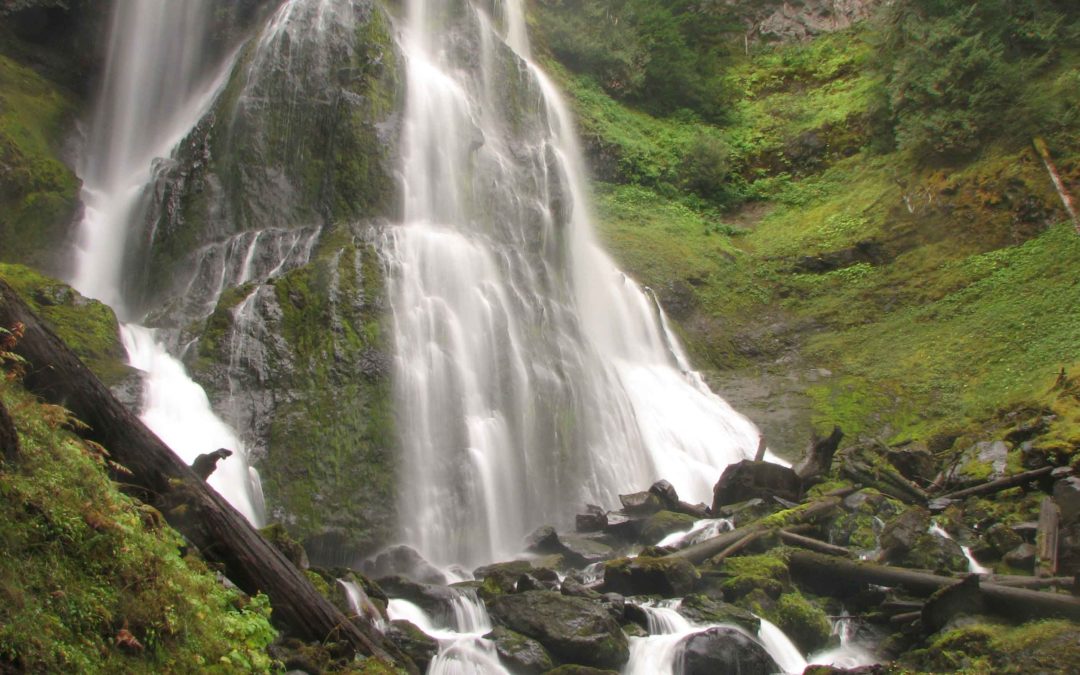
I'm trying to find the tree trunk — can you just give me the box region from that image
[0,396,18,463]
[1036,497,1060,578]
[790,551,1080,623]
[938,466,1054,502]
[0,280,412,670]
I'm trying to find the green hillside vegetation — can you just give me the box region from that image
[535,0,1080,446]
[0,375,276,673]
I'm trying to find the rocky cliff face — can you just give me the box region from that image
[730,0,885,42]
[129,0,405,559]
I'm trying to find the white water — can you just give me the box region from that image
[339,579,388,633]
[388,0,761,568]
[656,518,735,549]
[388,591,510,675]
[70,0,262,523]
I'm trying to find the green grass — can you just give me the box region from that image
[0,381,276,672]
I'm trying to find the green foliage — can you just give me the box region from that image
[0,54,79,269]
[876,0,1080,161]
[0,381,276,672]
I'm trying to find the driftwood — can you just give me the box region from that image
[842,457,927,505]
[1036,497,1060,578]
[0,397,18,463]
[0,281,412,670]
[669,495,845,564]
[938,466,1055,502]
[779,529,853,558]
[790,551,1080,623]
[794,425,843,483]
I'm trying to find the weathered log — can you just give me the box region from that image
[754,435,767,462]
[922,575,985,633]
[707,530,765,565]
[842,458,927,505]
[0,396,18,463]
[0,281,412,670]
[670,496,843,564]
[794,425,843,482]
[976,575,1075,591]
[938,466,1055,502]
[790,551,1080,623]
[1036,497,1060,578]
[779,529,852,558]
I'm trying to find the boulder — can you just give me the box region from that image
[375,575,458,619]
[972,522,1023,561]
[678,627,779,675]
[879,507,930,558]
[488,626,554,674]
[712,460,802,511]
[640,511,697,544]
[677,594,759,633]
[560,533,617,566]
[365,544,447,585]
[1054,476,1080,525]
[491,591,630,670]
[603,511,645,541]
[576,505,608,532]
[385,620,438,672]
[619,491,664,516]
[649,480,680,509]
[475,560,534,580]
[602,556,699,597]
[526,526,564,554]
[1004,542,1037,571]
[561,577,602,600]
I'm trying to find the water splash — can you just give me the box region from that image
[387,590,509,675]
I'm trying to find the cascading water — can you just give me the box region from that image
[70,0,262,523]
[388,590,510,674]
[386,0,762,568]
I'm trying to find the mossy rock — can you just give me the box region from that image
[0,264,130,386]
[677,593,760,633]
[761,592,832,654]
[259,522,309,569]
[490,591,629,670]
[488,625,554,675]
[717,553,790,602]
[640,510,697,543]
[385,620,437,673]
[601,555,699,597]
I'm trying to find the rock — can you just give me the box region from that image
[559,533,617,566]
[598,593,626,621]
[904,532,968,574]
[488,626,554,674]
[576,505,608,532]
[1053,476,1080,525]
[561,577,602,600]
[677,594,759,633]
[712,460,802,511]
[526,526,563,555]
[640,510,697,544]
[542,666,620,675]
[259,522,310,570]
[365,545,446,585]
[973,523,1023,561]
[717,498,778,528]
[603,510,644,541]
[619,491,663,516]
[602,556,699,597]
[879,507,930,558]
[1004,543,1037,571]
[649,480,680,509]
[386,620,438,672]
[475,560,534,580]
[375,575,458,619]
[885,442,937,483]
[491,591,629,670]
[678,627,779,675]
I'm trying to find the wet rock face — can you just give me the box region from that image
[490,591,630,670]
[602,555,700,597]
[385,619,438,672]
[488,626,554,675]
[678,626,780,675]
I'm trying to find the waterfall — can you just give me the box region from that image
[386,0,761,566]
[70,0,262,523]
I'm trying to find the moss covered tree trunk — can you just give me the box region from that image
[0,279,413,671]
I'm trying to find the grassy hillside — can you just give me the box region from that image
[534,0,1080,450]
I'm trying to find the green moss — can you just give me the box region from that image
[717,552,790,601]
[0,380,276,672]
[639,510,697,543]
[0,54,79,269]
[760,592,832,654]
[0,264,129,385]
[905,620,1080,674]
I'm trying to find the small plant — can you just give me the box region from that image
[0,323,27,379]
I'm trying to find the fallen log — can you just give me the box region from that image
[1036,497,1060,578]
[779,530,853,558]
[842,458,927,505]
[794,425,843,483]
[708,530,765,565]
[938,465,1055,502]
[790,551,1080,623]
[976,575,1075,592]
[0,280,411,670]
[670,496,843,564]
